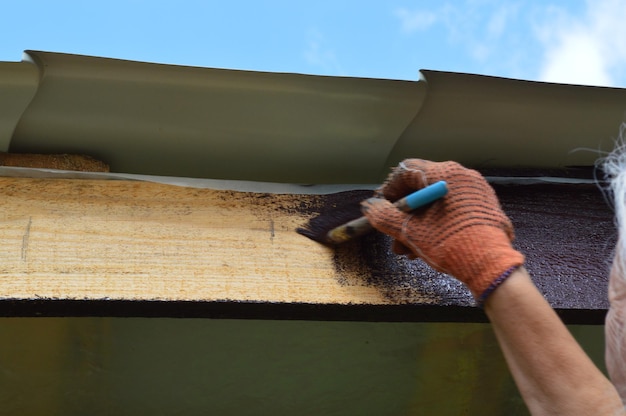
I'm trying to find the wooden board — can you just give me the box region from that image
[0,177,614,323]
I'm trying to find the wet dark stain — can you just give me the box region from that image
[495,183,615,310]
[294,190,373,244]
[214,183,615,310]
[331,233,472,305]
[286,189,474,305]
[295,183,615,310]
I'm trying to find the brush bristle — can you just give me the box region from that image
[295,224,333,244]
[296,191,370,245]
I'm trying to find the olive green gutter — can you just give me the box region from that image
[1,51,626,183]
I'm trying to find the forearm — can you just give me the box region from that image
[484,268,625,415]
[363,159,625,413]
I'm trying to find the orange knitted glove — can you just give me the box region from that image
[361,159,524,304]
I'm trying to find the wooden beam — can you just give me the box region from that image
[0,177,614,323]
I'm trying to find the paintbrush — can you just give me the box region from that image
[297,180,448,245]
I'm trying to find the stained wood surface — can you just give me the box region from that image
[0,177,615,323]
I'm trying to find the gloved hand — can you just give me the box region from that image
[361,159,524,305]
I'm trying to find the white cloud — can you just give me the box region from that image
[392,3,523,66]
[391,1,626,87]
[303,29,344,76]
[536,0,626,87]
[539,31,612,86]
[394,8,437,33]
[487,4,518,38]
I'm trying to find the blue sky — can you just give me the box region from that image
[3,0,626,87]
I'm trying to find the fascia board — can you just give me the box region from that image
[10,51,425,183]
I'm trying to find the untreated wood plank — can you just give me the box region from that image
[0,177,614,323]
[0,152,109,171]
[0,178,395,305]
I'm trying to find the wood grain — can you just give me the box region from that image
[0,177,614,323]
[0,178,390,304]
[0,152,109,171]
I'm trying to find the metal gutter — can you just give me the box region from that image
[389,70,626,169]
[0,60,39,151]
[9,51,424,183]
[2,51,626,184]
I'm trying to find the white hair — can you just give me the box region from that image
[602,122,626,404]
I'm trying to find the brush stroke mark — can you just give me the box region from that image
[21,217,32,261]
[269,218,275,242]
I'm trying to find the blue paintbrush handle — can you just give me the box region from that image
[325,181,448,244]
[397,180,448,212]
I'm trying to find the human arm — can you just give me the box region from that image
[362,159,625,415]
[486,267,624,415]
